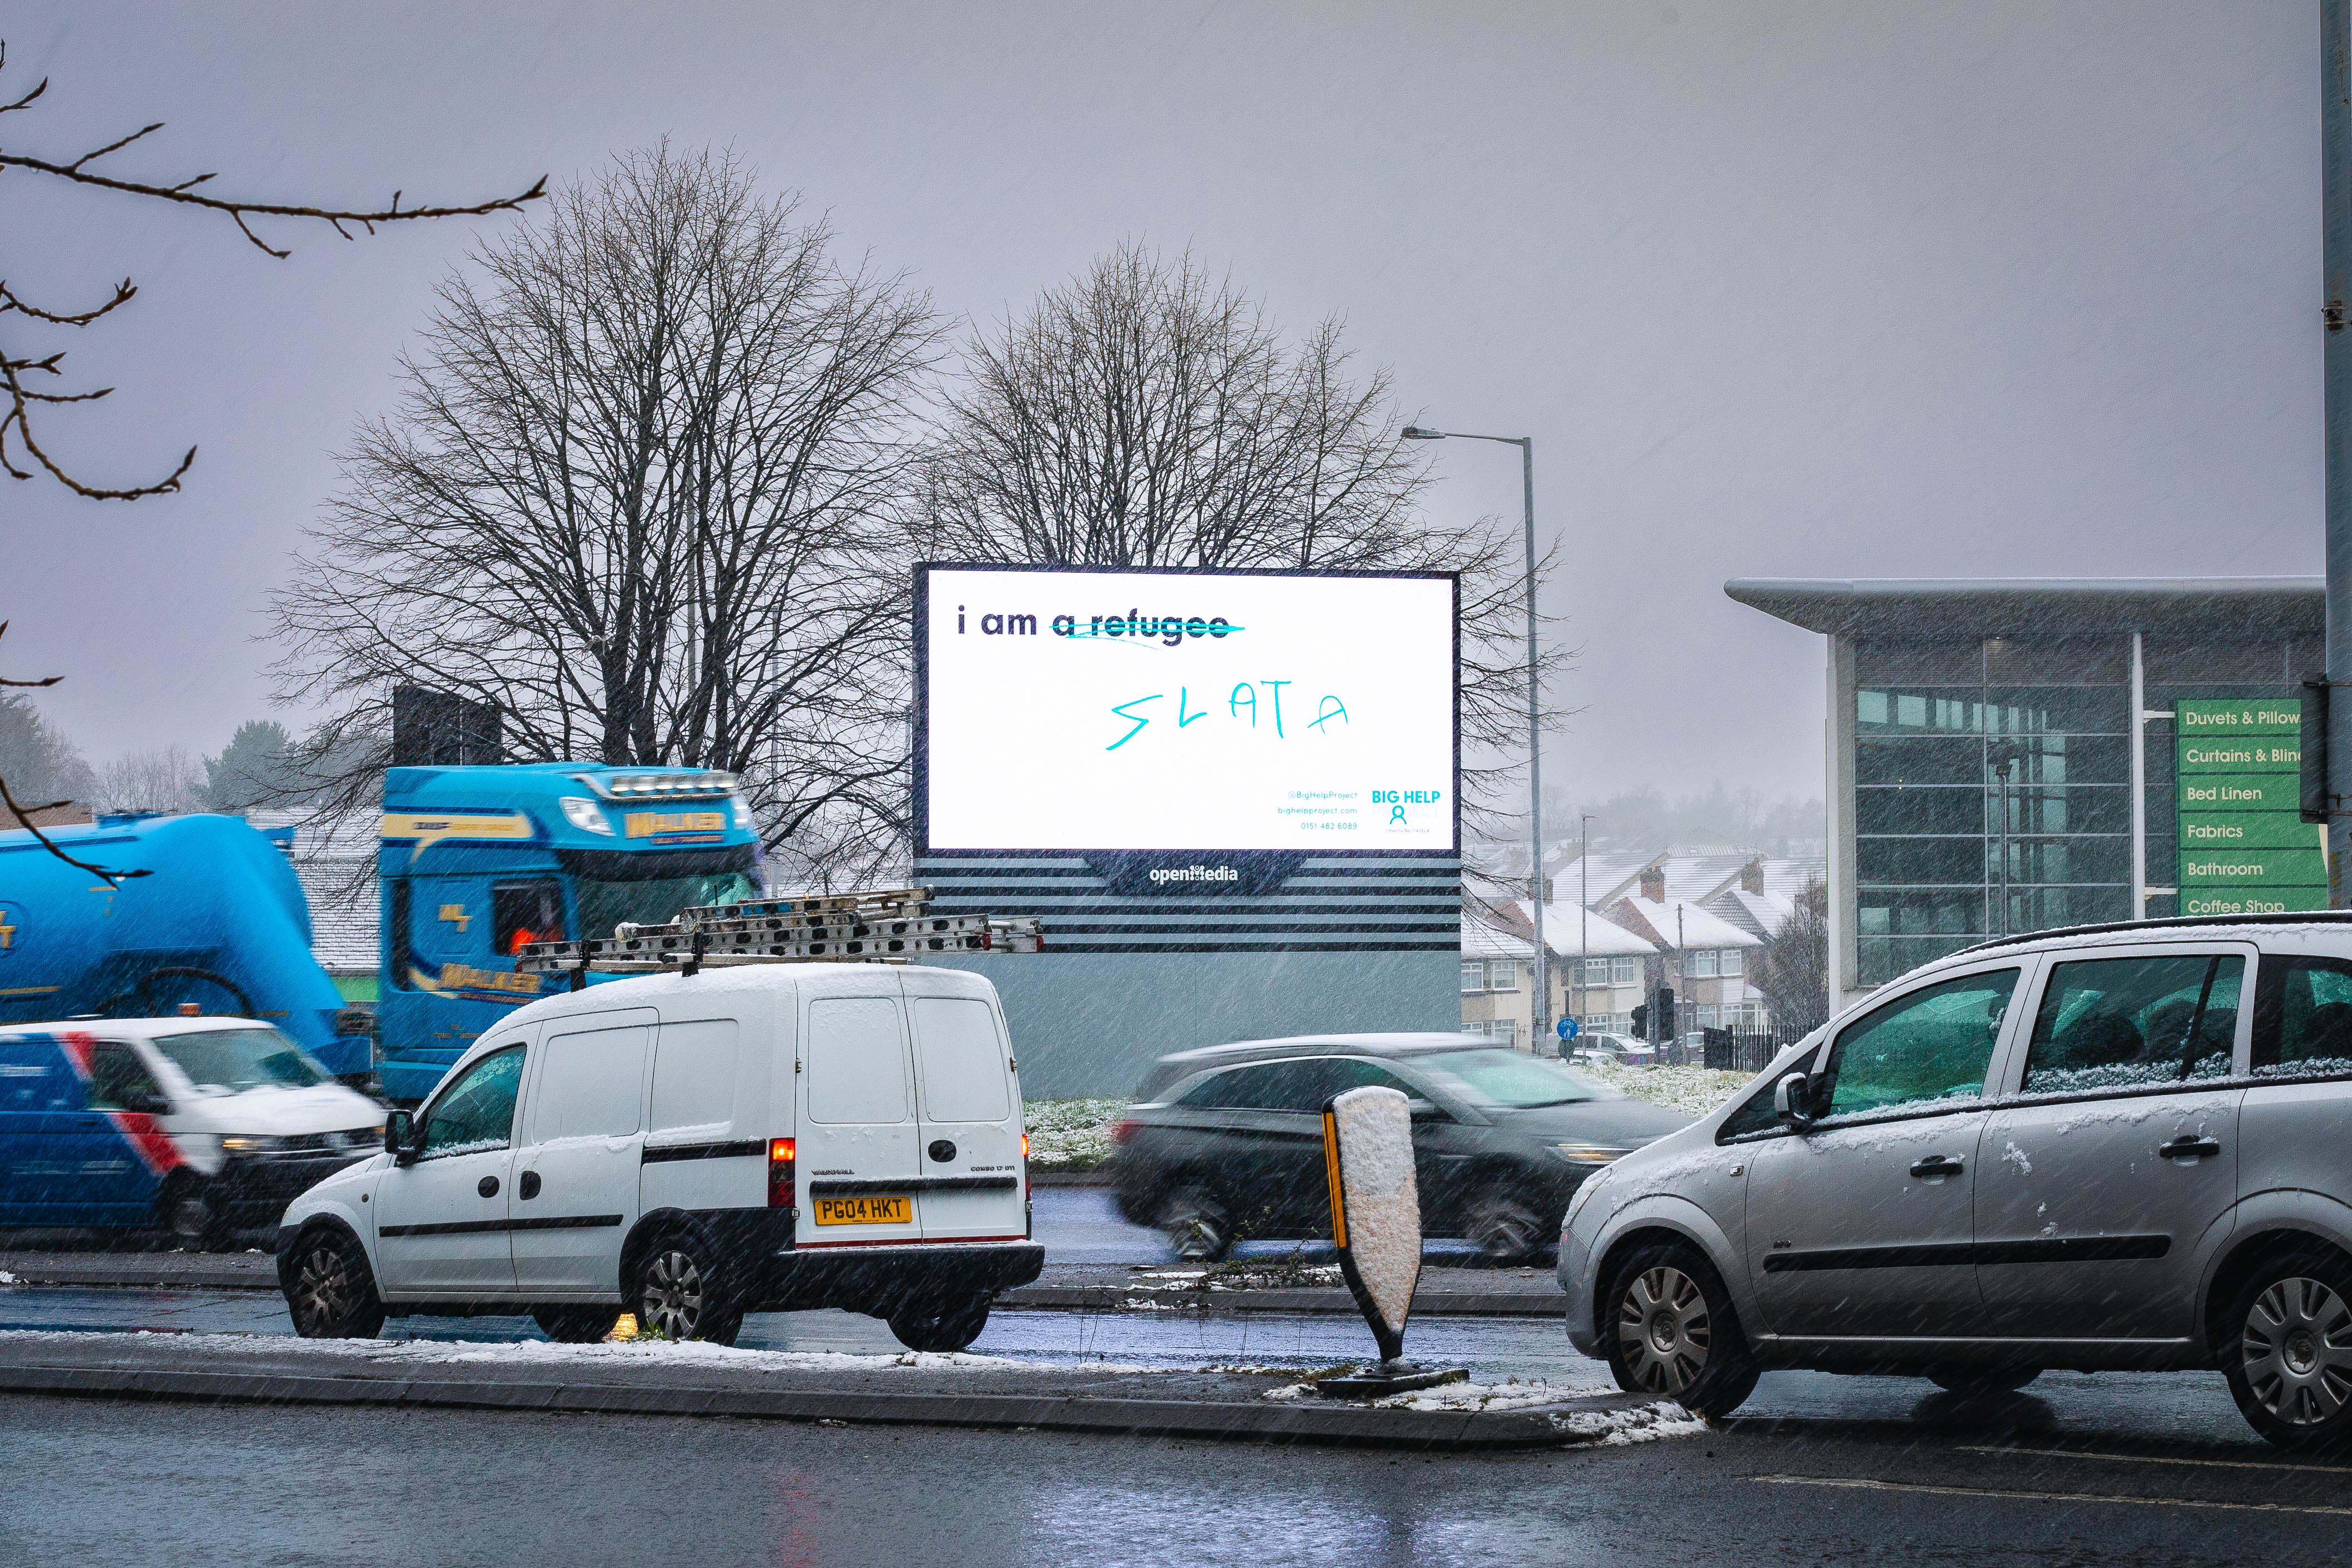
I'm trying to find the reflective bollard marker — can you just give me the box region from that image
[1312,1085,1467,1399]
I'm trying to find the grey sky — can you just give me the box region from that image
[4,2,2321,814]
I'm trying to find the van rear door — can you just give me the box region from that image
[906,984,1025,1241]
[508,1009,655,1295]
[796,975,920,1246]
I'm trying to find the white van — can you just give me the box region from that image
[275,962,1039,1352]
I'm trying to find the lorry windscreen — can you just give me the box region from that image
[561,845,761,942]
[154,1027,329,1093]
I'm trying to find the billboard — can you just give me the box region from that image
[916,564,1457,854]
[2175,698,2328,915]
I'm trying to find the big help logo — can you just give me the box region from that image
[1372,787,1442,829]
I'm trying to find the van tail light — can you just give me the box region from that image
[1107,1120,1139,1146]
[768,1137,796,1209]
[1020,1132,1030,1160]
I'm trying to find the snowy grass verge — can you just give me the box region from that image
[1575,1061,1752,1118]
[1024,1097,1126,1171]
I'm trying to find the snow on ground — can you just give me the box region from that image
[1574,1061,1751,1118]
[1258,1373,1709,1443]
[1024,1097,1125,1171]
[1548,1402,1711,1445]
[0,1271,17,1286]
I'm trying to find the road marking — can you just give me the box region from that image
[1959,1444,2352,1477]
[1750,1475,2352,1517]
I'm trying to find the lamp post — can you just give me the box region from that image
[1579,813,1593,1040]
[1404,424,1545,1043]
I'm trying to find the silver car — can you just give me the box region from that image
[1557,912,2352,1450]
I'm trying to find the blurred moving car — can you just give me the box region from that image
[0,1017,384,1248]
[1568,1032,1654,1067]
[1111,1032,1690,1263]
[1557,912,2352,1451]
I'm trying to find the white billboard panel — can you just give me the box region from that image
[918,566,1456,853]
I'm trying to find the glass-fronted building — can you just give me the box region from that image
[1726,578,2324,1007]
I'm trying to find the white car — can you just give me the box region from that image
[1558,914,2352,1450]
[276,962,1041,1352]
[0,1016,384,1248]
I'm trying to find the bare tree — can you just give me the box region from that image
[919,242,1564,838]
[0,38,542,501]
[273,145,944,887]
[1751,878,1830,1033]
[92,745,208,817]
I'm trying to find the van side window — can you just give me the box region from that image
[911,999,1011,1123]
[807,999,909,1125]
[493,880,566,957]
[422,1046,525,1157]
[527,1026,648,1143]
[2252,955,2352,1080]
[1818,969,2019,1118]
[2022,953,2243,1093]
[85,1042,165,1113]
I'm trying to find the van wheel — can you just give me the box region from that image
[888,1295,991,1354]
[1927,1367,2041,1396]
[534,1308,623,1344]
[1604,1242,1759,1420]
[283,1228,386,1339]
[159,1176,233,1253]
[633,1235,743,1345]
[1463,1193,1546,1264]
[1161,1185,1233,1262]
[2224,1249,2352,1450]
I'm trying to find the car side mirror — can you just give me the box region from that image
[385,1110,420,1164]
[1406,1097,1447,1122]
[1773,1071,1817,1130]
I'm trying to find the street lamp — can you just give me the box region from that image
[1403,423,1545,1045]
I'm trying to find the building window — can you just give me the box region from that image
[1460,961,1484,994]
[1611,956,1640,986]
[1720,949,1742,978]
[1489,1019,1518,1050]
[1582,957,1611,985]
[1690,949,1718,978]
[1486,960,1518,991]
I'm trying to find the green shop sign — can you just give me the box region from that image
[2175,697,2325,901]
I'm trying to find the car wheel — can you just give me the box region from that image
[1463,1193,1547,1264]
[1926,1367,2041,1396]
[1161,1184,1233,1263]
[283,1227,387,1339]
[2224,1249,2352,1450]
[159,1176,234,1253]
[1603,1242,1759,1420]
[632,1234,743,1345]
[888,1294,991,1354]
[534,1307,623,1344]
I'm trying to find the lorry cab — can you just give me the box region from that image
[374,763,761,1104]
[0,1016,383,1246]
[278,962,1041,1353]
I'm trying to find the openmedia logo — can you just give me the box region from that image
[1149,864,1241,885]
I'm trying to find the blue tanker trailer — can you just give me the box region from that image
[0,813,373,1078]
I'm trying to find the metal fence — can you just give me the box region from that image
[1699,1023,1816,1075]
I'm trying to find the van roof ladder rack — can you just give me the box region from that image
[513,886,1042,976]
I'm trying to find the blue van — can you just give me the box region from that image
[0,1018,383,1247]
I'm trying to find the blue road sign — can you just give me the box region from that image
[1557,1017,1579,1041]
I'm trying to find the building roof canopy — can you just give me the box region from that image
[1725,577,2323,639]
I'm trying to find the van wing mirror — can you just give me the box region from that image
[384,1110,419,1163]
[121,1088,171,1116]
[1773,1071,1817,1130]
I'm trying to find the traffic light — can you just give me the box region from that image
[2303,674,2331,825]
[1655,985,1677,1041]
[1630,1003,1649,1039]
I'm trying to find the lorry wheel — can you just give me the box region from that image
[632,1233,743,1345]
[159,1177,234,1253]
[888,1295,991,1354]
[534,1307,623,1344]
[283,1228,387,1339]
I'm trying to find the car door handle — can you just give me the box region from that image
[1908,1155,1965,1179]
[518,1170,541,1199]
[2158,1135,2222,1161]
[477,1174,500,1198]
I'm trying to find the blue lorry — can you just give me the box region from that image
[0,762,759,1105]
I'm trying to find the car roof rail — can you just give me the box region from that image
[1945,908,2352,962]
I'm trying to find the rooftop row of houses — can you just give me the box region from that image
[1460,851,1822,1051]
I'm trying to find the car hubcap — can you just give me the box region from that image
[1618,1265,1710,1394]
[293,1247,349,1332]
[643,1250,704,1338]
[173,1197,210,1240]
[1473,1207,1537,1260]
[2242,1275,2352,1426]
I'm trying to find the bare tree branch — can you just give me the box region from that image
[0,621,141,881]
[0,36,543,501]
